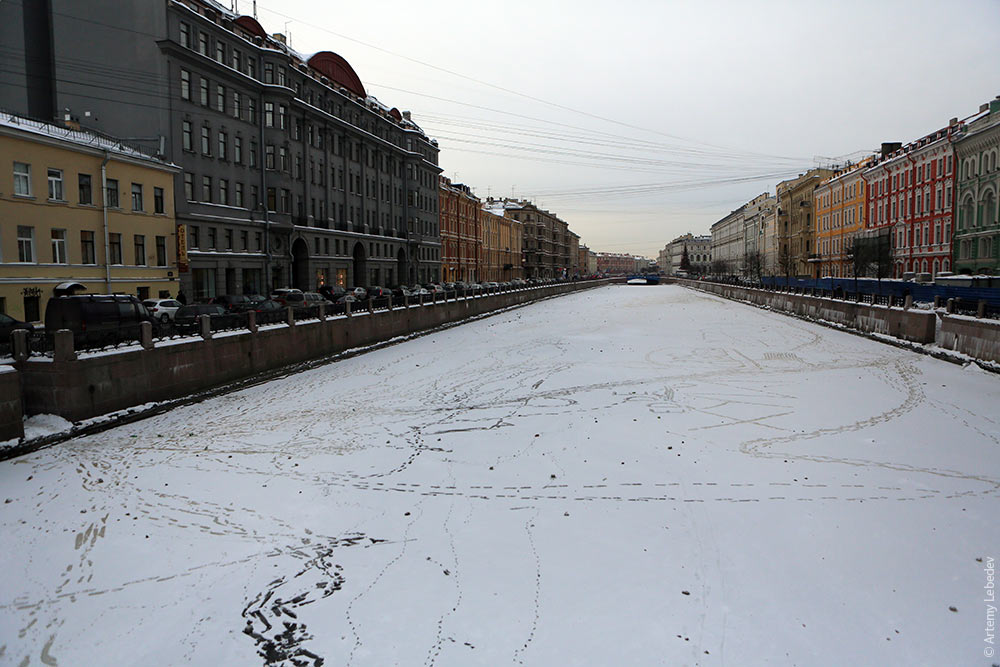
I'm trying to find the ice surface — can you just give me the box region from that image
[1,284,997,665]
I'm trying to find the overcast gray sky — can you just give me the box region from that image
[247,0,1000,257]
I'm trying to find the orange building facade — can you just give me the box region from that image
[814,160,870,277]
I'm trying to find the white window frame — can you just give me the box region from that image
[51,228,67,264]
[17,225,35,262]
[14,162,31,196]
[47,168,64,201]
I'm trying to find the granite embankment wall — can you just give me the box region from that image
[13,280,608,431]
[679,279,1000,363]
[0,368,23,441]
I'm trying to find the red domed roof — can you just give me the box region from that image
[307,51,366,98]
[234,16,267,39]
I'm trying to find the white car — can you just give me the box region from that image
[143,298,182,322]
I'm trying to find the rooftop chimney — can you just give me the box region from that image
[271,33,286,45]
[880,142,902,158]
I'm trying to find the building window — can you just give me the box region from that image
[202,176,212,202]
[50,229,67,263]
[267,187,276,212]
[78,173,92,204]
[234,136,242,164]
[231,49,241,71]
[278,105,287,130]
[247,98,256,124]
[47,168,64,200]
[216,85,225,113]
[251,185,259,209]
[280,188,290,213]
[218,131,227,159]
[232,90,241,119]
[198,32,208,56]
[155,236,167,266]
[235,182,244,208]
[180,69,190,100]
[200,78,209,106]
[81,230,96,264]
[109,233,122,265]
[255,231,263,251]
[14,226,32,262]
[207,227,217,249]
[201,126,211,155]
[131,182,143,211]
[249,140,257,168]
[247,57,256,79]
[182,120,193,151]
[106,179,119,208]
[179,22,190,48]
[265,145,275,170]
[240,230,248,250]
[215,41,225,63]
[225,229,233,250]
[190,225,199,248]
[264,102,274,127]
[279,146,288,172]
[264,62,274,84]
[184,173,194,201]
[154,187,164,214]
[219,179,228,205]
[134,235,146,265]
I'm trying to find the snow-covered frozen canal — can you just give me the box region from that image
[2,284,998,666]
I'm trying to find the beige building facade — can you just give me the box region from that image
[1,115,179,321]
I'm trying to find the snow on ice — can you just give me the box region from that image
[1,284,997,665]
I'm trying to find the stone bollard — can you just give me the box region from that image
[367,298,374,314]
[419,293,425,307]
[345,300,352,317]
[946,298,955,314]
[977,300,987,319]
[11,329,29,362]
[247,309,258,333]
[319,303,326,321]
[200,314,213,340]
[904,294,913,310]
[53,329,77,362]
[403,294,409,308]
[386,295,393,310]
[463,288,468,300]
[286,306,295,327]
[933,295,941,308]
[140,321,154,350]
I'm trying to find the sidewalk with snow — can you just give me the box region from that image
[1,284,997,665]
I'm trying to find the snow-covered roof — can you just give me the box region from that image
[0,112,176,168]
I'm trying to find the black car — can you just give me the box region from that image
[211,294,253,312]
[0,313,34,351]
[173,304,226,333]
[318,284,346,302]
[44,294,153,346]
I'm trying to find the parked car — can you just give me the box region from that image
[173,304,226,333]
[348,286,367,301]
[425,284,445,295]
[318,284,346,302]
[143,298,182,323]
[482,281,499,290]
[272,290,306,307]
[0,313,34,347]
[245,294,268,305]
[302,292,333,307]
[410,287,431,297]
[44,294,153,346]
[367,286,392,300]
[252,299,284,313]
[335,294,359,305]
[391,286,413,299]
[210,294,252,312]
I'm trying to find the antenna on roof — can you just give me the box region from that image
[253,0,257,19]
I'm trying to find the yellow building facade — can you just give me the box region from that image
[479,206,523,281]
[814,160,870,278]
[0,115,179,321]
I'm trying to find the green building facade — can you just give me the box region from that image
[953,98,1000,275]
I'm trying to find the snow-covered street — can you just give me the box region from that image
[2,284,998,666]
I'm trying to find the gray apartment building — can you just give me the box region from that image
[0,0,442,298]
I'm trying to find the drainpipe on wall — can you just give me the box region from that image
[259,90,271,293]
[101,150,112,292]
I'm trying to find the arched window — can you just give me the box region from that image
[982,189,997,227]
[921,259,928,273]
[960,195,976,229]
[932,259,940,276]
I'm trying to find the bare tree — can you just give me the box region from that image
[743,250,765,285]
[778,245,795,287]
